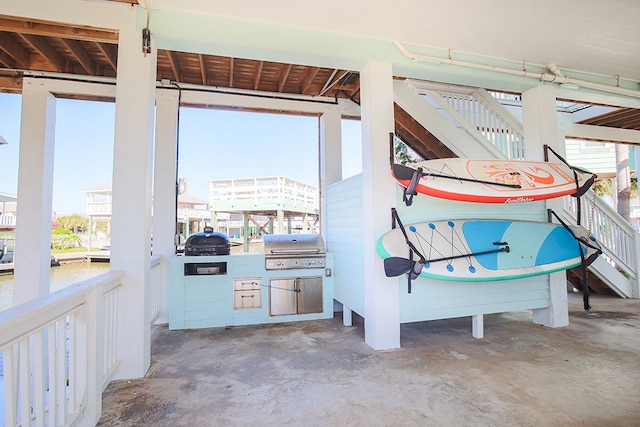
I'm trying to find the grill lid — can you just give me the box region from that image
[184,227,231,256]
[263,234,325,256]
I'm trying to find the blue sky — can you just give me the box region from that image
[0,93,361,215]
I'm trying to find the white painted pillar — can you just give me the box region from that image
[110,23,157,379]
[319,109,342,239]
[13,79,56,304]
[153,89,180,324]
[360,61,400,350]
[472,315,484,338]
[634,147,640,299]
[522,84,569,327]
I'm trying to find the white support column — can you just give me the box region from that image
[342,306,353,326]
[472,315,484,339]
[110,23,157,379]
[13,80,56,304]
[360,61,400,350]
[522,84,569,328]
[153,89,180,324]
[319,110,342,239]
[634,147,640,299]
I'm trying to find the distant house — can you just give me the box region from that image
[85,181,211,241]
[566,140,640,227]
[0,191,17,231]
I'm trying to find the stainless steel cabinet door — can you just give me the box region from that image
[297,277,323,314]
[269,279,297,316]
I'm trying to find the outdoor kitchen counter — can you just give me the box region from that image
[168,253,334,330]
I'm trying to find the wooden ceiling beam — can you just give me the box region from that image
[301,67,319,94]
[166,50,180,82]
[94,41,117,72]
[253,61,264,91]
[0,32,30,68]
[198,54,207,85]
[278,63,292,92]
[228,57,234,87]
[61,39,96,74]
[0,15,118,43]
[19,33,66,72]
[0,75,23,93]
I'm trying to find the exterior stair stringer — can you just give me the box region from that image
[586,257,633,298]
[393,79,504,159]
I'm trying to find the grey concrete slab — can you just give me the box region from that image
[98,293,640,426]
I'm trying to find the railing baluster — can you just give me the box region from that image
[47,323,58,426]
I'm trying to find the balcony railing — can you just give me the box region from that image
[0,272,124,426]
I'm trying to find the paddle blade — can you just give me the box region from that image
[392,163,420,181]
[383,257,414,277]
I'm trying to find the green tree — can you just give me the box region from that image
[394,136,423,164]
[56,214,88,234]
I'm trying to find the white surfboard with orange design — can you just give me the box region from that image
[392,158,596,204]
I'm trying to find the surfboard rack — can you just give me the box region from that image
[547,208,603,311]
[386,208,511,293]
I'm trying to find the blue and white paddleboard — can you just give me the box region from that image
[376,219,600,282]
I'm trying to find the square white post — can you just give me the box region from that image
[360,61,400,350]
[523,84,569,328]
[153,89,180,324]
[110,23,157,379]
[14,80,56,304]
[320,109,343,239]
[472,315,484,339]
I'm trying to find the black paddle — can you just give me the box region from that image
[383,243,511,278]
[392,163,522,188]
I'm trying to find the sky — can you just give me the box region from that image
[0,93,362,215]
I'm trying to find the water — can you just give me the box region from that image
[0,262,110,312]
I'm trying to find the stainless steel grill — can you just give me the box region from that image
[263,234,326,270]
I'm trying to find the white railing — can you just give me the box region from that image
[434,89,525,159]
[563,192,637,279]
[177,207,210,220]
[0,215,16,228]
[0,271,124,427]
[210,176,319,211]
[86,202,112,216]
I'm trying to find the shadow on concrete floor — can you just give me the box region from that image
[98,293,640,426]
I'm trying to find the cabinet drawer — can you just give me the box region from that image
[234,290,261,309]
[233,278,261,291]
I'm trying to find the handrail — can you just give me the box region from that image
[563,192,637,278]
[0,271,125,426]
[406,80,525,159]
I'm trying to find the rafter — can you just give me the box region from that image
[0,32,30,68]
[61,38,96,74]
[19,33,66,72]
[0,15,118,43]
[301,67,320,94]
[166,50,180,82]
[278,63,292,92]
[253,61,264,91]
[94,41,117,72]
[198,54,207,85]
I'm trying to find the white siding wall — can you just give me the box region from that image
[326,172,554,325]
[326,175,365,315]
[565,139,617,176]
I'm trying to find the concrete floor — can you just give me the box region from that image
[98,293,640,426]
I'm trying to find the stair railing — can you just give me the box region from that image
[562,191,637,280]
[406,80,525,160]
